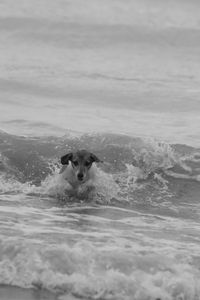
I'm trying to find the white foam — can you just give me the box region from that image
[30,165,120,204]
[0,239,200,300]
[0,173,34,194]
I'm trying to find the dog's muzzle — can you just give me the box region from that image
[77,173,84,181]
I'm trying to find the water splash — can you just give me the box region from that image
[0,239,200,300]
[1,131,200,207]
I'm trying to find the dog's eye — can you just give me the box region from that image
[73,161,78,166]
[85,161,91,167]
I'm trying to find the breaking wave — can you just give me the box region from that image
[0,234,200,300]
[1,130,200,300]
[0,130,200,206]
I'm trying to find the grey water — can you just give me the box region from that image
[0,1,200,299]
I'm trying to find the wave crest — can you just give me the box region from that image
[1,131,200,206]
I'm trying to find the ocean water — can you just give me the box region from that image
[1,1,200,299]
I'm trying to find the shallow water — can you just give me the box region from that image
[0,132,200,299]
[1,1,200,299]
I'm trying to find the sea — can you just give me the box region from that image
[0,1,200,299]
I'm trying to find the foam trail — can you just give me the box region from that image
[0,239,200,300]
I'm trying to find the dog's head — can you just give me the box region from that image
[61,150,102,182]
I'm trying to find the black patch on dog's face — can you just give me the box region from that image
[61,150,103,183]
[61,152,73,165]
[89,153,102,163]
[61,150,102,167]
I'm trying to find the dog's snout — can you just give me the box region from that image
[77,173,84,181]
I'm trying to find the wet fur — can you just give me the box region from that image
[59,150,102,195]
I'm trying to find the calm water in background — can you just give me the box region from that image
[0,1,200,299]
[1,0,200,145]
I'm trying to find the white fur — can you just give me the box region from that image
[60,162,96,190]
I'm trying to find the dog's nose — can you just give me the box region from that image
[77,173,84,181]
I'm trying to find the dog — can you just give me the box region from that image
[59,150,102,192]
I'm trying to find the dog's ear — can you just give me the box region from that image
[90,153,103,163]
[61,152,73,165]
